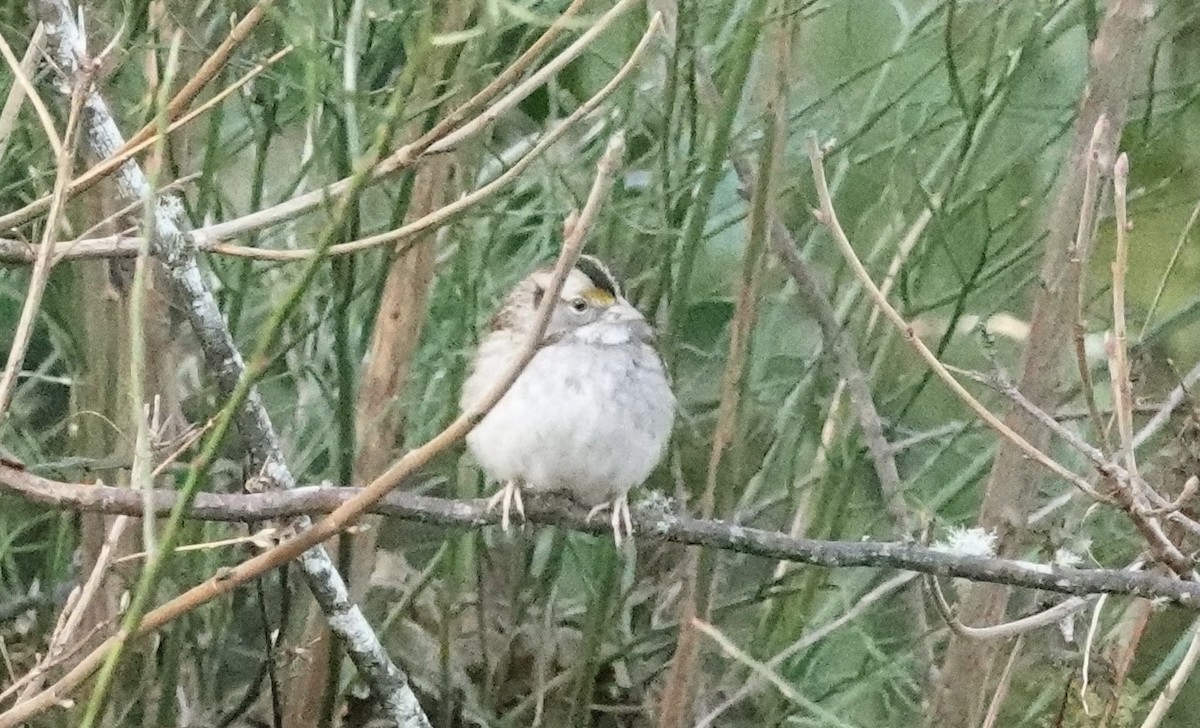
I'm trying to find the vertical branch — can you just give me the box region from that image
[0,69,83,420]
[34,1,432,725]
[286,0,471,722]
[927,2,1156,725]
[1071,120,1113,453]
[1108,153,1137,480]
[656,4,773,725]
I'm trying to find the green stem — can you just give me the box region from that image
[79,16,432,722]
[663,0,770,365]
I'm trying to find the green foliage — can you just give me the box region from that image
[4,0,1200,726]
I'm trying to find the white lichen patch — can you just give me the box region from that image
[932,526,998,558]
[634,491,676,534]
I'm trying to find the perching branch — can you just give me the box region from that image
[3,464,1200,606]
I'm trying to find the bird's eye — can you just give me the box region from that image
[569,298,588,313]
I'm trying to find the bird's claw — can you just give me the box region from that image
[486,481,525,531]
[587,495,633,547]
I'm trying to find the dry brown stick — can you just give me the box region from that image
[0,7,659,266]
[0,24,52,160]
[1069,119,1112,453]
[0,134,622,728]
[0,74,86,421]
[0,45,291,242]
[804,133,1108,503]
[0,0,277,233]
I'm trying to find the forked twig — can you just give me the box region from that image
[804,134,1106,503]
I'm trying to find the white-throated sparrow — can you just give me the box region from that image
[460,255,675,545]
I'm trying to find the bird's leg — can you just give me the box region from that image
[486,480,525,531]
[587,495,633,546]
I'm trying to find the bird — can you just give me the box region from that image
[460,255,675,546]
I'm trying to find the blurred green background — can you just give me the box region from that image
[3,0,1200,726]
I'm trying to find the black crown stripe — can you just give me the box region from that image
[575,255,620,298]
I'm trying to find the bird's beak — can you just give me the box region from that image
[608,300,643,324]
[607,300,654,341]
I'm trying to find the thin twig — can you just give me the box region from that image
[1138,616,1200,728]
[804,133,1108,503]
[0,68,86,421]
[1132,358,1200,450]
[0,131,621,727]
[980,635,1025,728]
[927,573,1094,640]
[0,24,52,160]
[1109,152,1138,483]
[1139,197,1200,341]
[692,619,847,726]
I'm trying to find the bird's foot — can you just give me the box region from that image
[486,480,525,531]
[587,495,633,547]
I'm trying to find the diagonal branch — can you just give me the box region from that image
[0,126,620,725]
[33,1,427,724]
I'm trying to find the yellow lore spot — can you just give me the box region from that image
[583,288,616,306]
